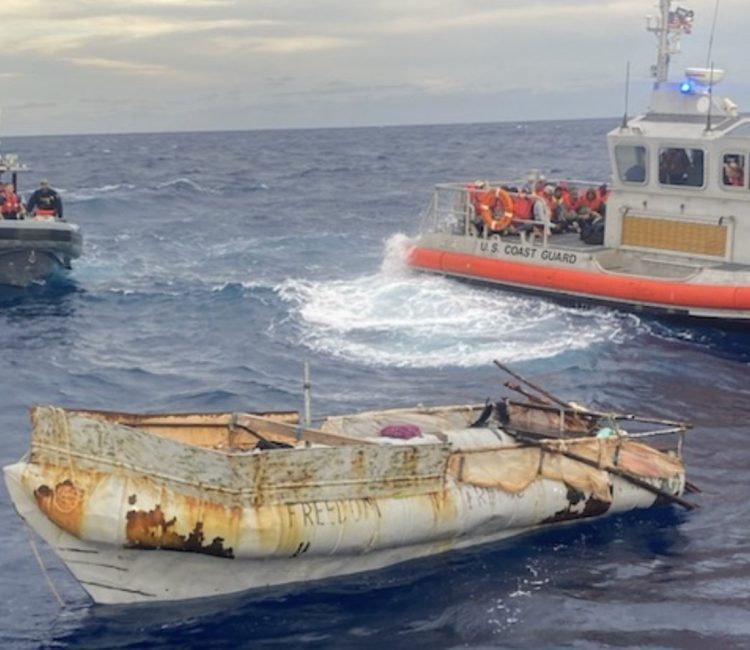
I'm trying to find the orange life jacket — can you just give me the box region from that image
[581,192,603,214]
[512,195,533,221]
[1,190,21,214]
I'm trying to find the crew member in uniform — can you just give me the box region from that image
[26,179,63,219]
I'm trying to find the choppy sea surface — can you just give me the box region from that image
[1,120,749,649]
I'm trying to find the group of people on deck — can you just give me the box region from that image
[0,179,63,221]
[469,180,608,245]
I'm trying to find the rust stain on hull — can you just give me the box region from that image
[125,496,235,558]
[34,479,86,537]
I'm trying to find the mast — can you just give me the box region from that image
[646,0,694,86]
[655,0,671,84]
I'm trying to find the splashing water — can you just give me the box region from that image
[277,235,636,368]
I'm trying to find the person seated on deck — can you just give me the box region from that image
[467,179,488,234]
[0,183,25,220]
[536,184,567,234]
[510,186,534,234]
[577,188,605,245]
[723,157,745,187]
[550,185,580,233]
[579,187,603,218]
[579,208,605,245]
[567,186,583,213]
[26,179,63,219]
[597,184,609,216]
[523,186,551,239]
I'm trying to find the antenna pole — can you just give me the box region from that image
[303,361,311,427]
[706,0,721,68]
[705,62,714,131]
[621,61,631,128]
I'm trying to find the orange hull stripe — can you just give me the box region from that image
[408,246,750,311]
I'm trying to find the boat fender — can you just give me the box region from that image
[480,189,514,233]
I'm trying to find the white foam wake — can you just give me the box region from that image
[276,234,633,368]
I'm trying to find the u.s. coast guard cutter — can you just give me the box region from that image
[408,1,750,322]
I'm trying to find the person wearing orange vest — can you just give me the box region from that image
[26,179,63,219]
[579,187,603,216]
[0,183,24,220]
[467,180,489,234]
[511,187,533,224]
[578,187,606,245]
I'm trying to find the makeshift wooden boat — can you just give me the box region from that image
[4,369,694,605]
[408,1,750,322]
[0,152,82,288]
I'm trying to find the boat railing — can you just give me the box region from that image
[501,398,689,460]
[460,427,687,464]
[424,180,607,247]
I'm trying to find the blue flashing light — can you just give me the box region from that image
[680,80,694,94]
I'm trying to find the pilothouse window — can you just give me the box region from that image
[658,147,704,187]
[615,145,647,184]
[722,154,746,188]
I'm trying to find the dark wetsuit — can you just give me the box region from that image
[27,187,63,218]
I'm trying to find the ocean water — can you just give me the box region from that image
[1,120,749,649]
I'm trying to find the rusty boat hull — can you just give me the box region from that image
[4,402,688,605]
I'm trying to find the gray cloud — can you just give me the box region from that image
[0,0,746,135]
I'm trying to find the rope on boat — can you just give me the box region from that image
[23,521,66,608]
[53,406,76,482]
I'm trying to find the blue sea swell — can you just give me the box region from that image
[1,121,749,649]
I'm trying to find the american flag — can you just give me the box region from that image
[668,6,694,34]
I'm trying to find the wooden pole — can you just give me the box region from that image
[493,359,571,408]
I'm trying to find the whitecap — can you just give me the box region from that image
[154,178,219,194]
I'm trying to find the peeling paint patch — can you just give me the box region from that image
[125,505,234,558]
[542,485,611,524]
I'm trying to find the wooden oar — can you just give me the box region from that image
[502,381,549,405]
[507,430,697,511]
[493,359,571,408]
[494,359,691,430]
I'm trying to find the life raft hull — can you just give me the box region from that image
[408,245,750,320]
[3,404,686,604]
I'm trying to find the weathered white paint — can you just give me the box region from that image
[4,405,686,605]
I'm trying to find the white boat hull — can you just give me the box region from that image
[4,459,675,605]
[3,405,687,605]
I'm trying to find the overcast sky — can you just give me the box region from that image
[1,0,747,136]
